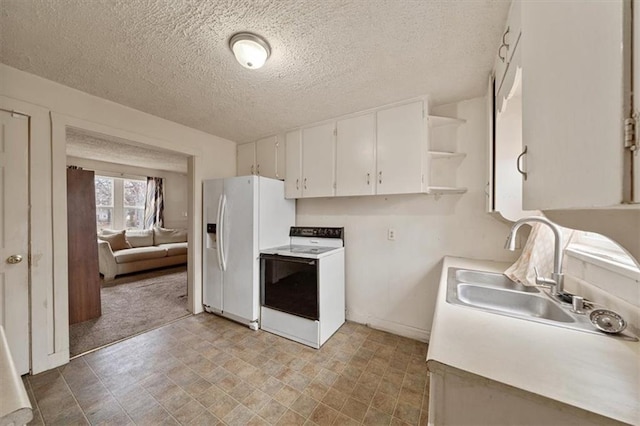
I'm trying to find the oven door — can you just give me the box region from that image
[260,254,319,321]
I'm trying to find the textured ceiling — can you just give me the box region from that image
[66,127,188,173]
[1,0,509,144]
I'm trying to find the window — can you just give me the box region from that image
[95,176,114,229]
[566,231,640,278]
[95,175,146,230]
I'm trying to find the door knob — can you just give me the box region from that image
[7,254,23,264]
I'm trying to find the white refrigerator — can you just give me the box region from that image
[203,176,295,330]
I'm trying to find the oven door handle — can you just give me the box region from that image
[260,254,317,265]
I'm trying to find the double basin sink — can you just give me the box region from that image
[446,268,636,340]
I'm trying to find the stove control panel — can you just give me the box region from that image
[289,226,344,239]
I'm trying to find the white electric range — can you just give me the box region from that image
[259,227,345,348]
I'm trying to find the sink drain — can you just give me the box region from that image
[590,309,627,334]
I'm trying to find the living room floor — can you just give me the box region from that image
[24,314,430,425]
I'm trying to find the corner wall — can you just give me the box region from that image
[296,97,518,341]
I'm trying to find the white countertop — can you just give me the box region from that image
[427,257,640,425]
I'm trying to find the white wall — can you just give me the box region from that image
[297,97,518,341]
[67,156,189,229]
[0,64,236,373]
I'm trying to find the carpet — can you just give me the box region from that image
[69,266,190,357]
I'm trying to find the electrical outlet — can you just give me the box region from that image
[388,228,396,240]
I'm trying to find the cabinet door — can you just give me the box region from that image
[376,101,425,195]
[506,0,521,64]
[256,136,278,179]
[495,1,522,101]
[521,1,630,209]
[284,130,302,198]
[302,123,336,198]
[336,113,376,196]
[237,142,256,176]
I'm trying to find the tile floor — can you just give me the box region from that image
[24,314,430,425]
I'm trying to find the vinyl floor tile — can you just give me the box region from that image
[26,314,429,426]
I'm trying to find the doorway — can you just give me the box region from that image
[65,126,192,356]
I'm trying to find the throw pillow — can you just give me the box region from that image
[153,227,188,245]
[98,230,131,251]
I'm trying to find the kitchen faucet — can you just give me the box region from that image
[504,216,566,297]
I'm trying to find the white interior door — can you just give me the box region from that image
[0,109,30,374]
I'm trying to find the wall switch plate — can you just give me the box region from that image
[388,228,396,240]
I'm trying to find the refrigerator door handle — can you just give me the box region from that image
[216,194,225,271]
[219,194,228,271]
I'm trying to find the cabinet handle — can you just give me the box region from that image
[367,173,370,185]
[304,178,308,190]
[256,164,260,175]
[378,171,383,184]
[296,178,299,190]
[250,165,254,175]
[498,44,507,63]
[516,145,528,181]
[502,26,510,48]
[498,27,510,63]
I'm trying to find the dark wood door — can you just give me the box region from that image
[67,168,101,324]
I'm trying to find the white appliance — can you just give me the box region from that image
[203,176,295,330]
[260,227,345,348]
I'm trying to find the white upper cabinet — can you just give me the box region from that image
[237,142,256,176]
[495,0,522,112]
[284,130,302,199]
[283,98,466,199]
[336,113,376,196]
[237,136,284,180]
[376,101,426,195]
[256,136,284,179]
[301,122,336,198]
[521,0,632,209]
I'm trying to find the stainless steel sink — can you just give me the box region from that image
[454,269,539,293]
[446,268,638,340]
[456,284,573,323]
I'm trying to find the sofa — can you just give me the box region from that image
[97,227,188,281]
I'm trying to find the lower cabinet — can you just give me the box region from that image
[428,364,614,426]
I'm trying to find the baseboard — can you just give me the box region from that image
[346,311,430,343]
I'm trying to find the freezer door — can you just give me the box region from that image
[202,178,223,311]
[220,176,259,322]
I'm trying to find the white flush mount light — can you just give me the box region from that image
[229,32,271,70]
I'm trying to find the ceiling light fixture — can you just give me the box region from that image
[229,32,271,70]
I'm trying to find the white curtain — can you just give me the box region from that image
[144,177,164,229]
